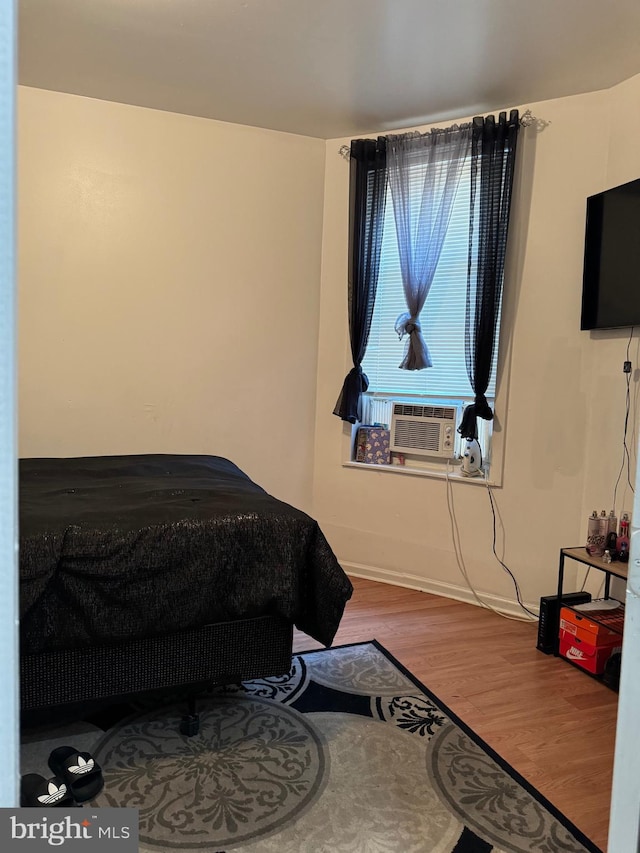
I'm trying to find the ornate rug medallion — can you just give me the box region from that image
[427,723,590,853]
[226,712,462,853]
[92,696,327,848]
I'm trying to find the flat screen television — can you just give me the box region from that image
[581,177,640,330]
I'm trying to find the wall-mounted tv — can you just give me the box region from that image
[581,177,640,330]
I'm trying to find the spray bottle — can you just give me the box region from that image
[586,510,605,556]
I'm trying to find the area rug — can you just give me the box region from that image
[21,641,601,853]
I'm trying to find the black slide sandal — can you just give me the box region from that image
[47,746,104,803]
[20,774,75,807]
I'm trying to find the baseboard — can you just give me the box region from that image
[342,561,539,619]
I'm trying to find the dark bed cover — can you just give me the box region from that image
[20,454,353,656]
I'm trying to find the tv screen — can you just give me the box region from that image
[581,177,640,330]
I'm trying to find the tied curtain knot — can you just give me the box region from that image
[394,312,432,370]
[395,312,421,339]
[346,365,369,395]
[333,366,369,424]
[473,394,493,420]
[458,395,493,440]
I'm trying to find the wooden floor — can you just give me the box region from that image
[294,576,617,852]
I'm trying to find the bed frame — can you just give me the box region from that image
[21,614,294,730]
[18,455,349,731]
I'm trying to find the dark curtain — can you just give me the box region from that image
[459,110,520,440]
[333,138,387,423]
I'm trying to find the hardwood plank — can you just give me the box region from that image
[294,575,615,851]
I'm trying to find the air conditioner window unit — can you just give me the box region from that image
[389,402,459,458]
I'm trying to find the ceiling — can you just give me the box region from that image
[18,0,640,139]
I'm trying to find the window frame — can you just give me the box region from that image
[344,138,511,484]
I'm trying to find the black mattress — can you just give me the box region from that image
[20,454,353,655]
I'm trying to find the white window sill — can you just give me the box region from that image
[342,459,499,487]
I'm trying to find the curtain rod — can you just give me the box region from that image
[338,108,546,159]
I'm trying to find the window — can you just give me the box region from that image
[338,112,520,476]
[360,150,498,458]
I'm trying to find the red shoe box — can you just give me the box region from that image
[559,603,624,645]
[558,630,622,676]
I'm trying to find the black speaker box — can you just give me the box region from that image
[536,591,592,654]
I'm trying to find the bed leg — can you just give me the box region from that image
[180,695,200,737]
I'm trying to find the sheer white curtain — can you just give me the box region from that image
[386,125,471,370]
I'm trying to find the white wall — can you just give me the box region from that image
[18,87,326,510]
[313,76,640,609]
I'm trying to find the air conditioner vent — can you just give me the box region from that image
[390,403,459,459]
[392,403,456,420]
[393,420,441,452]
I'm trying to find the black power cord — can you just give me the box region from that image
[613,326,635,513]
[486,485,539,619]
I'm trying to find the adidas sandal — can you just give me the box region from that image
[20,774,75,807]
[47,746,104,803]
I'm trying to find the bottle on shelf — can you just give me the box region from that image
[617,513,630,564]
[605,529,619,558]
[600,509,609,536]
[606,508,619,559]
[586,510,604,556]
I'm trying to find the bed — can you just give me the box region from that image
[19,454,353,715]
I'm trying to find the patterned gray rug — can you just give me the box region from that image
[21,642,601,853]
